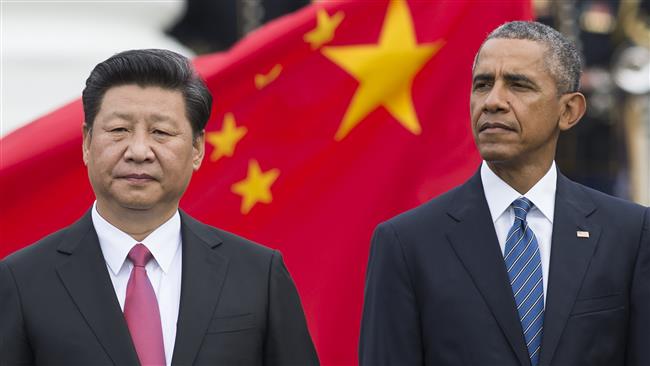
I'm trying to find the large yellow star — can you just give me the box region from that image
[304,8,345,50]
[231,160,280,215]
[322,0,443,141]
[206,113,247,162]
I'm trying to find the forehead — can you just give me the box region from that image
[98,84,186,121]
[474,38,551,78]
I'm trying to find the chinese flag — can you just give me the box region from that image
[0,1,532,364]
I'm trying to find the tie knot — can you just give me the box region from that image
[128,243,153,267]
[512,197,533,221]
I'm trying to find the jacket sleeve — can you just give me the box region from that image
[0,260,34,366]
[263,251,319,366]
[359,222,423,366]
[626,207,650,366]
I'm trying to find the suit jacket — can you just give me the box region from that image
[359,170,649,366]
[0,210,319,366]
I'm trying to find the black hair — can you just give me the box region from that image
[82,49,212,137]
[474,21,582,94]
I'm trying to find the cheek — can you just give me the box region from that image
[469,97,477,114]
[468,103,481,134]
[469,96,483,118]
[527,96,560,118]
[532,105,560,131]
[158,145,195,172]
[87,143,123,174]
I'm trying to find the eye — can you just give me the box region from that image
[512,82,531,91]
[473,82,490,91]
[153,129,170,136]
[109,127,128,133]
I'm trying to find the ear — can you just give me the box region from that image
[558,92,586,131]
[82,124,92,166]
[192,130,205,171]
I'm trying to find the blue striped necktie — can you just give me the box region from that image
[504,197,544,366]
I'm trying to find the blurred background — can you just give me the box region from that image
[532,0,650,205]
[2,0,648,205]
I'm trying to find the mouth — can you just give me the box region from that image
[118,173,156,183]
[478,122,516,133]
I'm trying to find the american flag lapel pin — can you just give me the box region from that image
[577,231,590,238]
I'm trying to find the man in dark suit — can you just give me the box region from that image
[359,21,649,366]
[0,49,318,365]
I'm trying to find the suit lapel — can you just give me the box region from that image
[538,173,600,365]
[55,211,140,366]
[171,212,228,366]
[446,172,531,366]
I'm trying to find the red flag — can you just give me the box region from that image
[0,1,532,364]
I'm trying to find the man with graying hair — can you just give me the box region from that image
[360,21,649,366]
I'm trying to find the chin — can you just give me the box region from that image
[113,195,159,211]
[478,147,515,163]
[119,201,157,211]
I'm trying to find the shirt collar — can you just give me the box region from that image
[92,201,181,275]
[480,161,556,223]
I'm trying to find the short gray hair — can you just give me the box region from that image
[474,21,582,94]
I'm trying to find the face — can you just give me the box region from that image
[470,38,569,168]
[83,85,204,217]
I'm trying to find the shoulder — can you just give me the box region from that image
[369,182,472,260]
[179,212,288,293]
[1,215,90,269]
[380,182,466,234]
[559,176,648,239]
[180,211,277,261]
[563,177,647,220]
[0,212,94,292]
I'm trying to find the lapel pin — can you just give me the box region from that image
[577,231,590,238]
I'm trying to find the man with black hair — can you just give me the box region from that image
[360,21,649,365]
[0,49,319,366]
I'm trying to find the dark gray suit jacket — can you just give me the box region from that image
[360,170,650,366]
[0,210,319,365]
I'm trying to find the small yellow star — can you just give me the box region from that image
[303,8,345,50]
[255,64,283,89]
[206,113,247,162]
[231,160,280,215]
[322,0,443,141]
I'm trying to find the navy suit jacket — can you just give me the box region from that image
[360,170,649,366]
[0,210,319,365]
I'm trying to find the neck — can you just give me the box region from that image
[95,201,177,241]
[486,159,553,194]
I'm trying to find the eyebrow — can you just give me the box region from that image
[109,112,136,122]
[148,113,174,123]
[472,74,494,84]
[472,73,539,89]
[108,112,174,123]
[503,73,537,87]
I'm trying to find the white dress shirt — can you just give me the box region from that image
[92,202,182,366]
[480,161,556,301]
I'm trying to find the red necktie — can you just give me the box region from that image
[124,244,166,366]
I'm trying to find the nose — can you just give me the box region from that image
[124,129,155,163]
[482,83,510,114]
